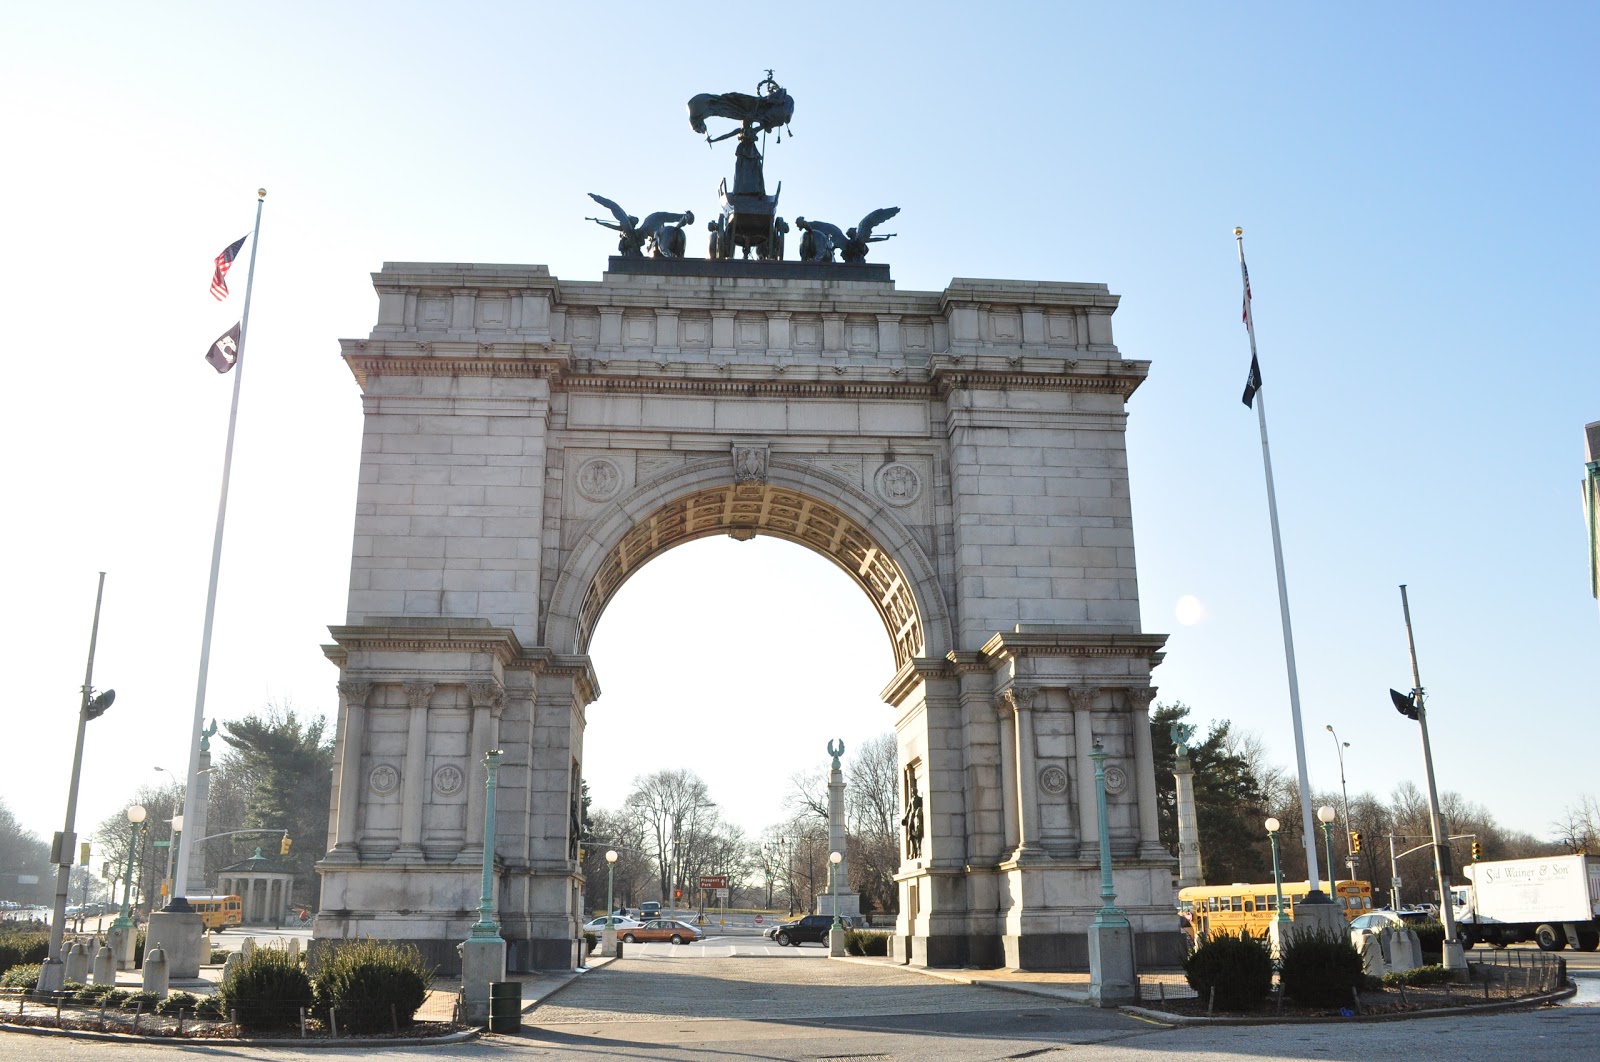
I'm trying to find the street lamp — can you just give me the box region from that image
[111,806,147,930]
[1317,806,1338,892]
[468,750,505,941]
[1265,817,1290,926]
[1324,725,1354,874]
[603,850,619,957]
[40,573,115,995]
[828,851,842,928]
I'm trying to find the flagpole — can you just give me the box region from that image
[1235,227,1325,900]
[169,188,266,908]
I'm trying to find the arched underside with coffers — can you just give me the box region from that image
[565,478,931,673]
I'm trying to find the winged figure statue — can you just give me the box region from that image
[586,194,696,258]
[794,207,900,263]
[687,79,794,139]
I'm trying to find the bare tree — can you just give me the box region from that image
[847,733,899,915]
[623,769,717,903]
[1553,795,1600,854]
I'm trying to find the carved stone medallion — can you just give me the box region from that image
[875,462,921,507]
[368,764,399,795]
[576,458,623,502]
[1103,764,1128,795]
[433,764,465,796]
[1038,764,1069,795]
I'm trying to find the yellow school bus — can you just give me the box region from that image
[1178,880,1373,940]
[188,894,244,930]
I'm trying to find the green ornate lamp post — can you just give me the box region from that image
[1084,740,1137,1005]
[111,806,146,929]
[469,750,505,940]
[827,851,845,956]
[1088,742,1128,929]
[1317,806,1338,893]
[1266,817,1290,927]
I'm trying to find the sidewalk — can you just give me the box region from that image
[839,956,1196,1005]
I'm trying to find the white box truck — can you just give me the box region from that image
[1450,853,1600,951]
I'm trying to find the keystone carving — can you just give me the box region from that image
[732,444,769,485]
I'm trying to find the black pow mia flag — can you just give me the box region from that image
[206,322,241,373]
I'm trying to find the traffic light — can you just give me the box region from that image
[674,889,681,900]
[1389,688,1420,720]
[280,835,293,857]
[1471,840,1483,860]
[79,842,91,864]
[1350,831,1363,854]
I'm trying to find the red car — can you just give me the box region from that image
[621,919,703,945]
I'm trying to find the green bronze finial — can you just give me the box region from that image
[200,718,218,754]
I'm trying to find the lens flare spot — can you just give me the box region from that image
[1175,595,1207,626]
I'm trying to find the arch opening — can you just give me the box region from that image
[575,483,927,671]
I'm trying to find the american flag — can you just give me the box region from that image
[1240,258,1253,329]
[210,234,248,300]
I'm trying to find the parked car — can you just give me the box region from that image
[771,914,866,946]
[583,915,643,932]
[620,919,702,945]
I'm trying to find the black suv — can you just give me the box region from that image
[773,914,863,946]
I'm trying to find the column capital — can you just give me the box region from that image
[1067,686,1099,713]
[1125,686,1158,712]
[402,681,435,710]
[996,685,1040,714]
[468,681,505,714]
[337,680,373,708]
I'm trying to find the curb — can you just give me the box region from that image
[0,1021,480,1048]
[1118,984,1577,1026]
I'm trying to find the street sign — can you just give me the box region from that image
[698,875,727,889]
[715,888,729,900]
[755,914,763,923]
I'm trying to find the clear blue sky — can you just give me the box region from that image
[2,3,1594,853]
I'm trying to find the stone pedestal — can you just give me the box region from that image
[34,959,65,996]
[144,910,205,978]
[107,924,135,970]
[1086,921,1138,1007]
[1267,899,1346,958]
[459,937,506,1027]
[828,926,846,957]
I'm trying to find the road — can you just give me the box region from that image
[3,934,1595,1060]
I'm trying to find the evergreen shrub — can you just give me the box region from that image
[311,939,433,1033]
[1278,924,1365,1008]
[1182,930,1274,1011]
[0,928,50,974]
[217,946,314,1030]
[0,963,41,989]
[158,990,203,1014]
[1382,963,1451,987]
[121,990,164,1011]
[844,930,890,956]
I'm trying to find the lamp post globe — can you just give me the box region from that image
[603,850,619,957]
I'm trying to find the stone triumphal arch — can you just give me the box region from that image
[314,255,1181,972]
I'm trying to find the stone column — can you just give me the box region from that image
[463,682,504,860]
[1127,687,1165,857]
[995,702,1020,852]
[328,681,372,861]
[820,740,861,917]
[1002,687,1042,860]
[189,728,215,889]
[244,878,256,923]
[396,682,434,862]
[1070,687,1100,860]
[1174,745,1205,889]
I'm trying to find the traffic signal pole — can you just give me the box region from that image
[1398,586,1464,972]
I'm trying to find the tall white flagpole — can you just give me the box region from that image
[170,189,266,907]
[1235,227,1324,899]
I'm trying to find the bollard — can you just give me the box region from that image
[142,943,170,999]
[64,940,90,984]
[330,1005,339,1038]
[240,937,256,960]
[300,1007,307,1038]
[93,945,117,986]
